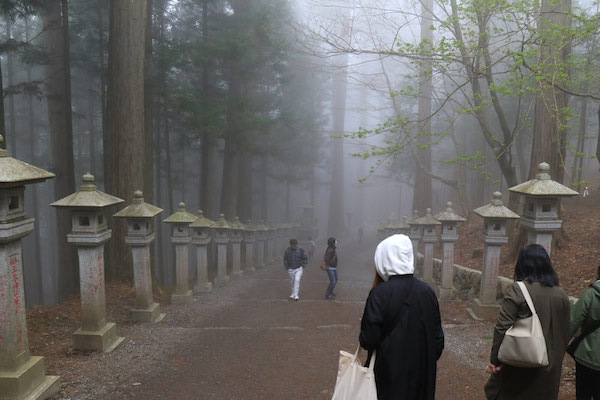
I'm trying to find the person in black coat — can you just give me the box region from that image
[359,234,444,400]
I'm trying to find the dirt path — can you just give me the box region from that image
[42,237,576,399]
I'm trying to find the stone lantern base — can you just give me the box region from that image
[435,285,456,301]
[0,357,61,400]
[72,322,124,352]
[171,290,193,303]
[130,302,165,323]
[467,298,501,320]
[193,281,212,294]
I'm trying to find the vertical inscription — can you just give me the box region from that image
[0,272,5,341]
[9,254,24,351]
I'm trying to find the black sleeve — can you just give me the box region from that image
[300,249,308,268]
[431,293,444,360]
[283,249,289,269]
[359,288,385,351]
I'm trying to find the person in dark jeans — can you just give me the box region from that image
[570,265,600,399]
[323,237,338,299]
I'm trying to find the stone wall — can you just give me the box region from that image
[415,253,578,305]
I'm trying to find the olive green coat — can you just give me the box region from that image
[570,282,600,369]
[484,281,570,400]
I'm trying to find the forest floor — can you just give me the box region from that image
[23,191,598,399]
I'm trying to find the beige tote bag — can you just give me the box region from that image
[331,346,377,400]
[497,281,549,368]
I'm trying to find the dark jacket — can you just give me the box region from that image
[323,246,338,268]
[359,275,444,400]
[570,281,600,369]
[283,247,307,270]
[485,281,570,400]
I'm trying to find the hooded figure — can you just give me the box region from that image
[359,234,444,400]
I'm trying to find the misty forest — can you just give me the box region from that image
[0,0,599,399]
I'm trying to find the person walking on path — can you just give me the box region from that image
[323,237,338,299]
[359,234,444,400]
[569,265,600,400]
[283,238,307,301]
[484,244,570,400]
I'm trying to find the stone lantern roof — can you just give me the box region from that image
[256,221,269,231]
[473,192,519,219]
[210,214,231,229]
[163,202,197,223]
[509,162,579,197]
[113,190,162,219]
[243,219,257,231]
[52,173,123,209]
[229,216,245,231]
[406,210,420,225]
[189,210,214,228]
[0,134,55,187]
[416,208,441,226]
[434,202,466,223]
[397,217,410,230]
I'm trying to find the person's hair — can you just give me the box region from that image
[597,265,600,281]
[289,238,298,246]
[327,237,336,247]
[513,244,559,287]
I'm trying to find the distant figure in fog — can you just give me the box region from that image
[484,244,570,400]
[307,236,316,262]
[358,226,364,244]
[569,265,600,400]
[283,239,307,301]
[359,234,444,400]
[583,187,589,197]
[323,237,338,299]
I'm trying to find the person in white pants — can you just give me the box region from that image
[283,239,308,301]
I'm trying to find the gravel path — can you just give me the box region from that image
[40,237,576,399]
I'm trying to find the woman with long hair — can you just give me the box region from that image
[484,244,570,399]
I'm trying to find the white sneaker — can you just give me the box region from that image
[289,295,294,300]
[294,296,299,301]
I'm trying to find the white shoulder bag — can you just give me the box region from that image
[497,281,549,368]
[331,346,377,400]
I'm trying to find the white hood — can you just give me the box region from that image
[374,234,414,281]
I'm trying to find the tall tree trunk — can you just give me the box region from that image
[42,0,77,300]
[144,0,154,203]
[88,90,97,174]
[5,17,16,157]
[571,98,587,189]
[529,0,572,182]
[237,150,253,221]
[106,0,148,274]
[25,17,45,303]
[200,0,218,218]
[412,0,433,213]
[327,56,348,234]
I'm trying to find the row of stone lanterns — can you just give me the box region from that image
[0,135,298,400]
[376,162,578,312]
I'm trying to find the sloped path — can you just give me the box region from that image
[47,236,575,399]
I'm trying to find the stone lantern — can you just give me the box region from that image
[189,210,214,294]
[163,202,196,303]
[51,173,125,352]
[228,217,245,277]
[394,217,410,236]
[415,208,441,286]
[468,192,520,320]
[254,221,268,269]
[242,220,257,274]
[0,136,60,399]
[376,221,386,241]
[434,202,466,300]
[406,210,421,258]
[210,214,231,287]
[384,219,396,238]
[508,162,578,255]
[113,190,164,323]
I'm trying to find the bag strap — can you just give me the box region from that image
[517,281,538,316]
